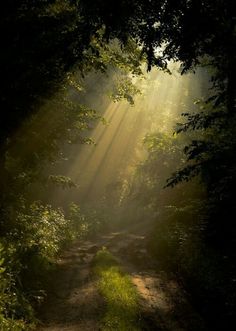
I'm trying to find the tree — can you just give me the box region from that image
[78,0,236,248]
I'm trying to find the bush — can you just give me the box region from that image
[0,244,35,330]
[148,204,236,329]
[0,201,88,330]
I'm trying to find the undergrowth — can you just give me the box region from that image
[0,202,90,330]
[148,206,236,330]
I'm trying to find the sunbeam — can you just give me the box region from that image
[50,66,206,208]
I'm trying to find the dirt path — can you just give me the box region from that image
[36,225,206,331]
[36,240,103,331]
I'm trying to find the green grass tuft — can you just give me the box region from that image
[93,248,141,331]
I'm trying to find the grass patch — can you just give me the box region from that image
[93,248,141,331]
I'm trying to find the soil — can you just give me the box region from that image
[36,222,207,331]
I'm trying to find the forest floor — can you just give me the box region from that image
[36,221,206,331]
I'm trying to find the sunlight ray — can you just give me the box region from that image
[50,67,206,207]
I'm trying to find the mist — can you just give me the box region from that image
[44,65,209,223]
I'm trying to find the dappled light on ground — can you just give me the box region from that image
[37,226,206,331]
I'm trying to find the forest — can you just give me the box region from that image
[0,1,235,330]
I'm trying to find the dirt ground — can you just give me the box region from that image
[36,222,207,331]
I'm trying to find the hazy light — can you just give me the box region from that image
[51,66,206,207]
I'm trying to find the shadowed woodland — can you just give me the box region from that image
[0,1,236,330]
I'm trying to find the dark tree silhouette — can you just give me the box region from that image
[0,1,236,329]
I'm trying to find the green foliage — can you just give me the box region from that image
[13,203,69,257]
[0,244,35,330]
[0,16,144,328]
[0,200,90,330]
[68,202,92,238]
[78,202,112,235]
[148,203,206,269]
[47,175,77,189]
[129,105,236,329]
[166,98,236,254]
[148,205,236,329]
[77,0,236,267]
[109,75,141,105]
[129,131,191,210]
